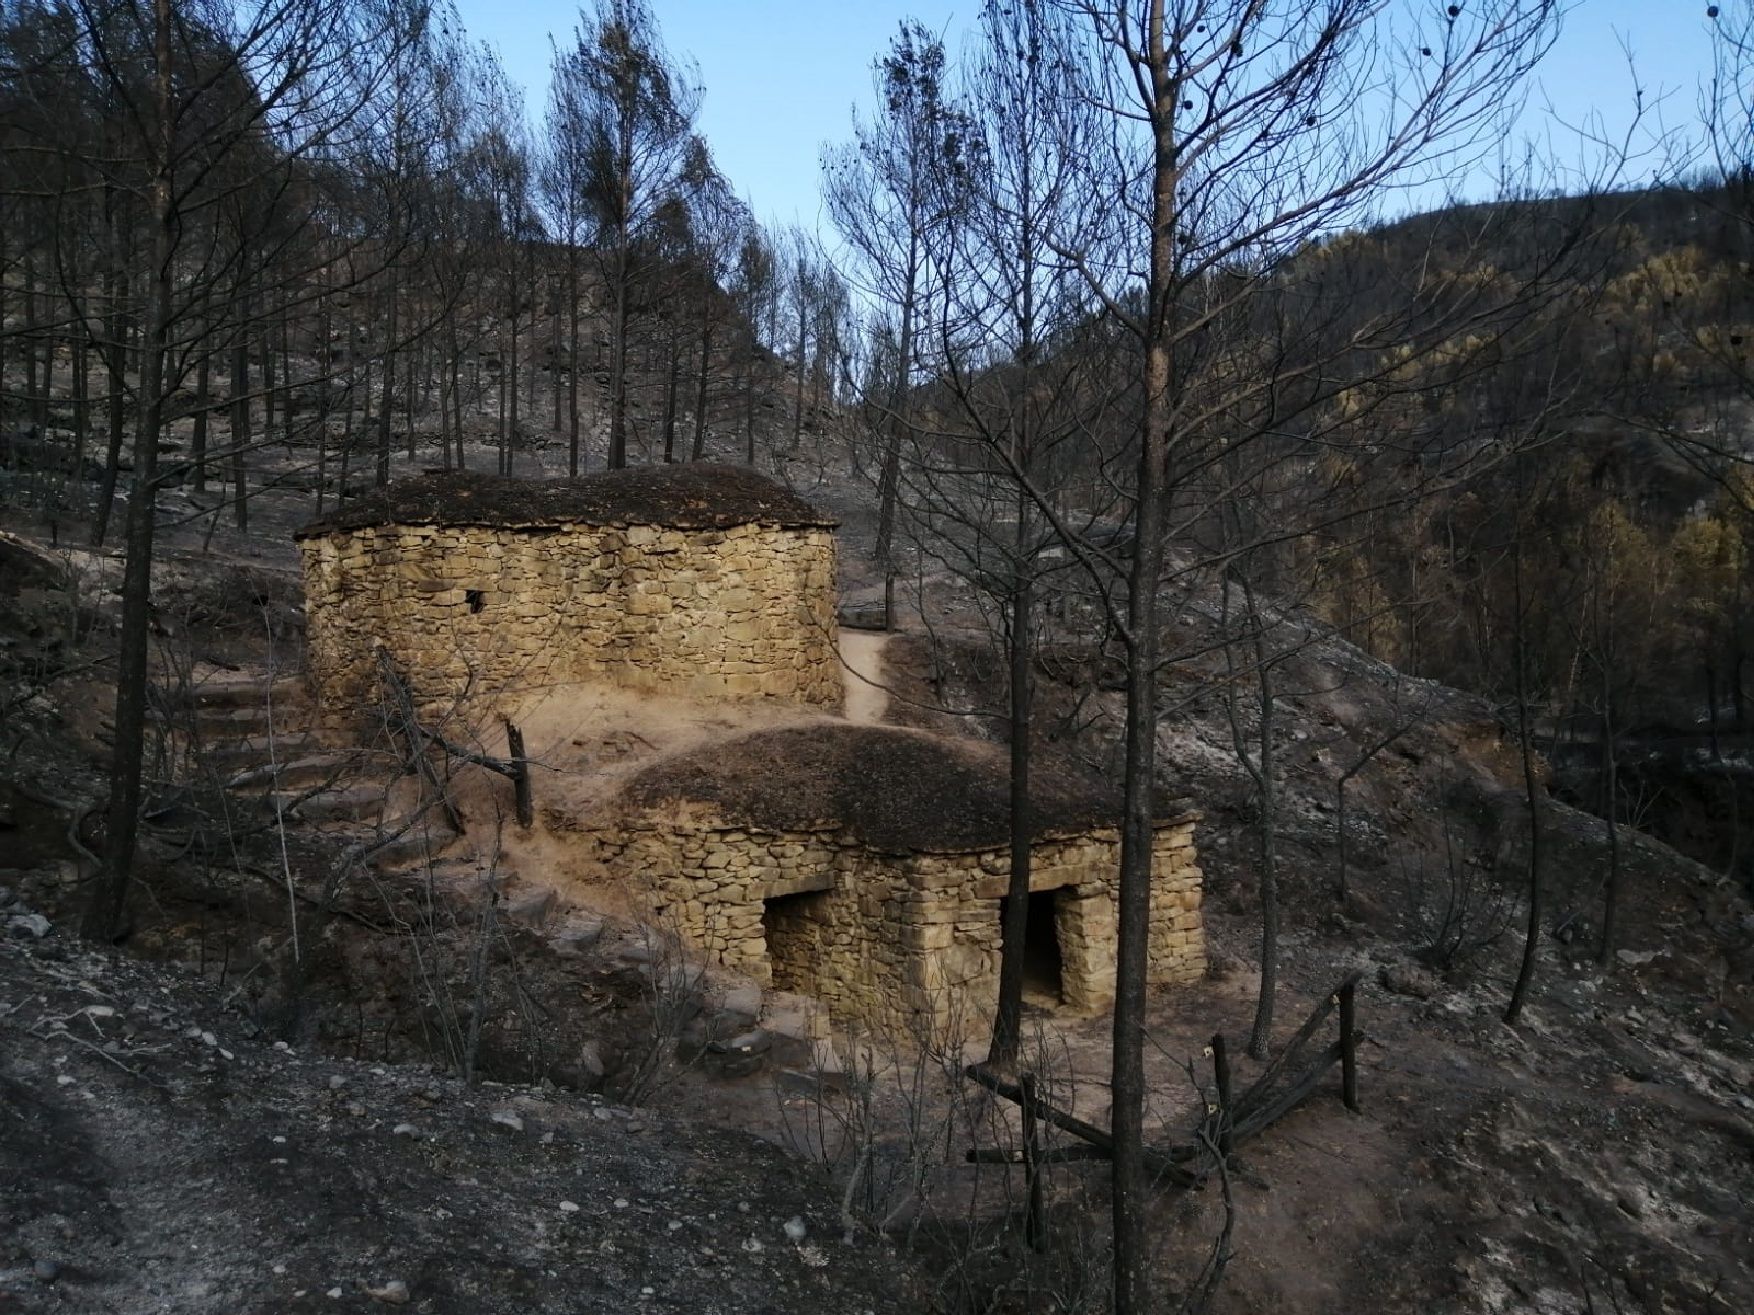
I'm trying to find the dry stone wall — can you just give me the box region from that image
[549,808,1204,1042]
[298,520,840,730]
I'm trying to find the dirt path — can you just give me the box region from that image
[839,630,890,724]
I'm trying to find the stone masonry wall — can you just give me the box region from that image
[298,521,840,731]
[552,810,1204,1042]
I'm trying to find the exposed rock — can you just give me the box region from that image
[5,913,50,940]
[576,1041,605,1085]
[364,1278,410,1304]
[504,886,557,929]
[1378,962,1442,1000]
[718,982,763,1021]
[552,917,605,955]
[709,1051,766,1080]
[710,1030,772,1059]
[614,938,660,967]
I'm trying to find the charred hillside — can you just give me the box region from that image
[4,1,1754,1313]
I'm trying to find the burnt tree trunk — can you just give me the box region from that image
[567,252,582,475]
[375,275,398,487]
[506,271,519,477]
[85,0,175,941]
[92,210,129,547]
[661,336,680,463]
[988,561,1035,1070]
[691,321,713,461]
[607,245,630,469]
[1247,578,1280,1061]
[1111,12,1178,1307]
[229,313,251,533]
[1504,534,1543,1024]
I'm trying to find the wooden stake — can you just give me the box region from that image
[505,718,533,829]
[1211,1033,1233,1157]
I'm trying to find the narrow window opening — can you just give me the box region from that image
[465,588,484,614]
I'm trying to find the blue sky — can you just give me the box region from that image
[451,1,1721,232]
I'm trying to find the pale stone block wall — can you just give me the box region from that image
[298,521,840,729]
[556,810,1204,1043]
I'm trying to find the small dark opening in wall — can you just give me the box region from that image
[465,589,484,614]
[1000,889,1064,1007]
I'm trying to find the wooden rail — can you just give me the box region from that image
[377,654,536,830]
[963,971,1364,1231]
[963,1063,1201,1188]
[1225,972,1364,1141]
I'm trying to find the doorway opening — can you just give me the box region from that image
[1000,888,1064,1007]
[763,890,830,995]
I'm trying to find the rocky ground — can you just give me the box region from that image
[0,924,919,1315]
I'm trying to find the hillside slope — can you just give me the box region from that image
[2,424,1752,1313]
[0,929,918,1314]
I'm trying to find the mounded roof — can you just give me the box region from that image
[623,724,1196,855]
[294,464,836,538]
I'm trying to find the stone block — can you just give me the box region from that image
[900,922,955,952]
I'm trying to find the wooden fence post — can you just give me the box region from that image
[504,718,533,829]
[1339,979,1359,1113]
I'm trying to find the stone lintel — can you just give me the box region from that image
[759,870,836,900]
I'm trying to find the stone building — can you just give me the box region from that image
[554,725,1205,1041]
[294,465,1205,1040]
[294,464,841,733]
